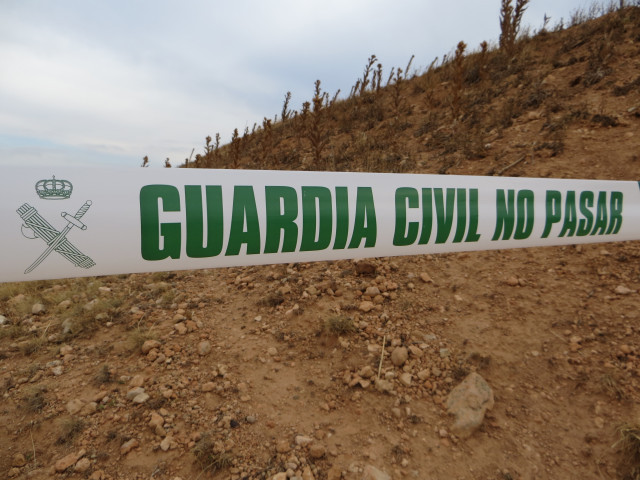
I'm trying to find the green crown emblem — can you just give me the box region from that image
[35,176,73,200]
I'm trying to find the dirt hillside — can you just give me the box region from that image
[2,6,640,480]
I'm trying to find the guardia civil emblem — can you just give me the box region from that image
[16,176,95,274]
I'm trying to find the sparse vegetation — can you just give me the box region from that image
[499,0,530,55]
[192,434,233,474]
[323,315,356,336]
[257,292,285,307]
[94,364,113,384]
[22,387,46,412]
[56,418,85,445]
[3,4,640,478]
[614,423,640,479]
[128,326,157,352]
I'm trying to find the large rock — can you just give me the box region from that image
[445,372,494,438]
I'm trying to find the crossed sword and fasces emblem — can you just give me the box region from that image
[16,201,96,274]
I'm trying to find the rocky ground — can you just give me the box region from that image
[2,237,640,479]
[2,6,640,480]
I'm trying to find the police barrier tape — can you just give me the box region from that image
[1,167,639,283]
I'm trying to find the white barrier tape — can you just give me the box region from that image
[1,167,639,283]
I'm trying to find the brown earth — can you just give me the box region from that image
[2,6,640,480]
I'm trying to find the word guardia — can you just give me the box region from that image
[140,185,623,261]
[140,185,376,260]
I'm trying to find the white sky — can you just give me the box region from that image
[0,0,603,168]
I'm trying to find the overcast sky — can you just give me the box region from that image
[0,0,601,168]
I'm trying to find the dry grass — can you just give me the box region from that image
[20,336,47,356]
[56,418,85,445]
[22,387,46,412]
[94,364,113,385]
[323,315,356,336]
[601,373,626,400]
[499,0,530,56]
[614,423,640,479]
[192,434,233,474]
[127,327,157,353]
[257,292,285,308]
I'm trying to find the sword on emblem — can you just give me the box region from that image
[17,201,95,274]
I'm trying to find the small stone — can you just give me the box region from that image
[32,303,45,315]
[615,285,635,295]
[355,261,376,275]
[141,339,160,354]
[445,372,494,438]
[129,374,145,387]
[309,444,326,459]
[132,393,150,404]
[419,272,433,283]
[417,369,430,381]
[89,470,105,480]
[66,398,85,415]
[8,468,20,478]
[174,323,187,334]
[359,301,374,313]
[399,373,412,386]
[12,453,26,467]
[55,450,85,472]
[272,473,288,480]
[569,335,582,345]
[149,412,164,430]
[52,365,64,376]
[197,341,211,356]
[391,347,408,367]
[126,387,145,400]
[506,276,519,286]
[160,436,172,451]
[246,415,256,424]
[79,402,97,416]
[74,457,91,473]
[58,299,72,309]
[295,435,314,446]
[61,319,74,334]
[375,378,393,393]
[408,345,422,357]
[359,365,374,378]
[92,390,108,402]
[326,466,342,480]
[365,286,380,296]
[362,465,391,480]
[620,344,632,355]
[275,440,290,453]
[120,438,139,455]
[202,382,215,392]
[302,465,315,480]
[0,315,8,325]
[59,345,73,356]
